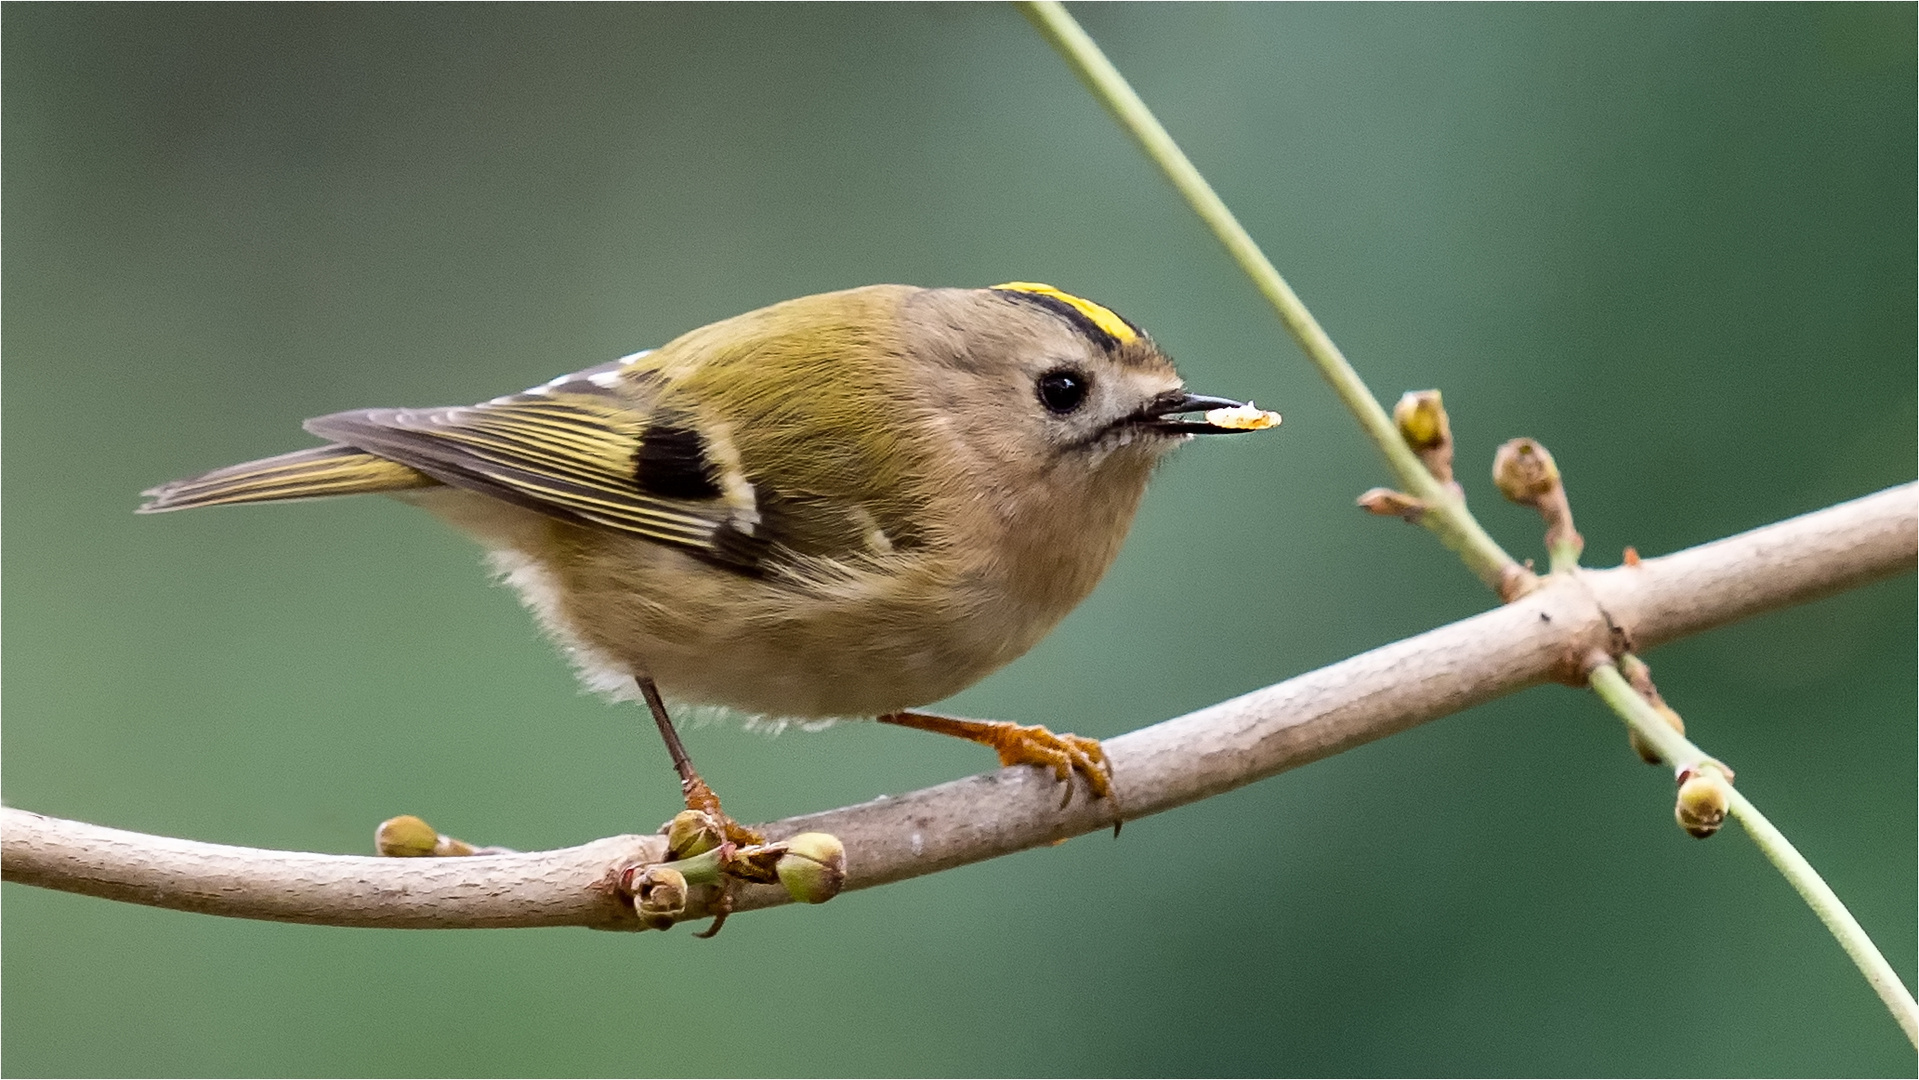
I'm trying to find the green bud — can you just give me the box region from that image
[1675,767,1729,839]
[376,815,442,857]
[665,809,724,860]
[1393,390,1449,451]
[775,832,847,904]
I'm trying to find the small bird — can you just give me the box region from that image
[141,283,1278,841]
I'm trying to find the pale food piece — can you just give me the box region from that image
[1204,402,1282,431]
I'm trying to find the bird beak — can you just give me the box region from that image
[1132,392,1276,435]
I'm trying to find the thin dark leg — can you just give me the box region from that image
[637,676,702,801]
[636,676,761,844]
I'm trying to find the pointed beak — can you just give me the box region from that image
[1133,392,1274,435]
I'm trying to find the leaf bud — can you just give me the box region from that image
[775,832,847,904]
[1393,390,1450,451]
[630,865,690,930]
[1674,767,1730,839]
[1492,438,1561,505]
[1619,655,1684,765]
[1357,488,1426,521]
[374,815,475,857]
[665,809,724,860]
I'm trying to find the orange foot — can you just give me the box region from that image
[681,775,766,847]
[879,711,1114,808]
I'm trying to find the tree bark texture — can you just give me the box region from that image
[4,483,1912,929]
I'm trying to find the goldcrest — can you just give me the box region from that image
[142,283,1277,824]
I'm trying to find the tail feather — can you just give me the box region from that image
[139,444,438,513]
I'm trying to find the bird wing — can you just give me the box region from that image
[304,355,773,573]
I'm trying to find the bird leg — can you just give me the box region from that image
[636,676,764,846]
[877,711,1114,808]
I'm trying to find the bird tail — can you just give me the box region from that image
[138,444,438,513]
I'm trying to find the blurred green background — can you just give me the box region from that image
[5,5,1913,1077]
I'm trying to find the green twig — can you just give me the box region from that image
[1018,0,1517,591]
[1546,535,1583,575]
[1589,663,1919,1045]
[1023,0,1917,1047]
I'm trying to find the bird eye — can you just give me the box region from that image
[1036,369,1090,414]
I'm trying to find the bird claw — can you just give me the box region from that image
[678,776,765,847]
[989,723,1113,807]
[876,711,1119,824]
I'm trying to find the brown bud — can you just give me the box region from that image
[665,809,724,860]
[1627,730,1662,766]
[1492,438,1560,505]
[630,866,690,930]
[1619,653,1652,688]
[775,832,847,904]
[1357,488,1426,522]
[1618,655,1685,765]
[1393,390,1450,451]
[1675,767,1730,839]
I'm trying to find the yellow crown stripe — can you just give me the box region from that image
[992,282,1138,344]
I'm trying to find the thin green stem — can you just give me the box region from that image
[658,846,726,886]
[1024,1,1917,1046]
[1587,661,1725,781]
[1590,663,1919,1045]
[1547,537,1583,575]
[1018,0,1518,590]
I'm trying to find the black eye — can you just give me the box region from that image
[1036,369,1090,414]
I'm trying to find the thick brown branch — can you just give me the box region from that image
[4,483,1912,929]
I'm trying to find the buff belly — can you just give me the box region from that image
[405,488,1057,719]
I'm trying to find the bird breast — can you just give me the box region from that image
[410,455,1154,721]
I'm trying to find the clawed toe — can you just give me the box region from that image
[877,711,1117,810]
[990,723,1113,806]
